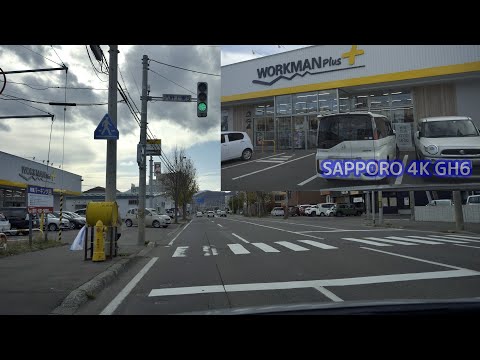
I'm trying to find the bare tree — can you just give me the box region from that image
[179,157,199,220]
[160,146,184,224]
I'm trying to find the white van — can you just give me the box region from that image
[466,195,480,205]
[316,112,398,180]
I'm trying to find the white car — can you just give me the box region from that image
[466,195,480,205]
[207,211,215,218]
[196,211,203,217]
[0,213,11,232]
[125,208,168,228]
[271,207,284,216]
[44,213,70,231]
[221,131,254,162]
[316,112,398,180]
[414,116,480,176]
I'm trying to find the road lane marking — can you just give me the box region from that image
[101,257,159,315]
[252,242,280,253]
[363,237,417,246]
[149,285,226,297]
[297,240,337,250]
[359,247,465,270]
[227,243,250,254]
[203,246,211,256]
[275,241,309,251]
[232,233,250,244]
[386,236,442,245]
[217,224,223,228]
[211,246,218,255]
[221,152,287,170]
[394,154,409,185]
[172,246,189,257]
[438,234,480,240]
[148,269,480,297]
[314,286,343,302]
[298,174,318,186]
[167,220,192,246]
[342,237,392,246]
[406,235,468,244]
[232,152,315,180]
[256,160,287,164]
[222,218,327,240]
[430,235,480,243]
[454,244,480,249]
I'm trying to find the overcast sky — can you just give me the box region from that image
[221,45,311,66]
[0,45,220,192]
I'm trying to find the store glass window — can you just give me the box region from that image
[255,104,265,117]
[265,103,274,116]
[276,95,292,116]
[390,91,412,107]
[318,91,338,114]
[369,91,390,109]
[293,92,317,114]
[338,89,351,113]
[392,108,414,123]
[353,95,369,111]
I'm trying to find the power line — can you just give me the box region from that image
[150,58,220,77]
[1,93,122,106]
[18,45,64,68]
[148,69,195,95]
[50,45,66,67]
[0,95,53,115]
[85,45,108,82]
[1,79,108,91]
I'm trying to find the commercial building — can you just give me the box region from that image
[222,45,480,152]
[0,150,82,208]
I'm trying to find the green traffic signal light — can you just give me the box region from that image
[198,102,207,112]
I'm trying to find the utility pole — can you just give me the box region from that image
[378,190,383,226]
[453,191,464,231]
[149,156,154,209]
[138,55,149,246]
[105,45,118,203]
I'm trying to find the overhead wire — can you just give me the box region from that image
[50,45,67,68]
[149,58,220,76]
[85,45,108,82]
[18,45,64,68]
[148,68,195,95]
[3,80,108,91]
[0,93,122,106]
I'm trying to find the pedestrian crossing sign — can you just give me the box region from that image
[94,113,119,140]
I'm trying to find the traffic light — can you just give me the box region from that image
[197,82,208,117]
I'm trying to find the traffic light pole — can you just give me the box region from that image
[138,55,149,246]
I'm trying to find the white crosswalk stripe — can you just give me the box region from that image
[428,235,480,243]
[386,236,443,245]
[342,237,392,246]
[437,234,480,240]
[363,237,417,246]
[275,241,310,251]
[405,235,469,244]
[227,243,250,255]
[252,243,280,253]
[172,246,188,257]
[297,240,337,250]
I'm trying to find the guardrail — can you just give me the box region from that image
[261,140,276,154]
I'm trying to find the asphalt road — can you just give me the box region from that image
[76,214,480,315]
[221,149,479,191]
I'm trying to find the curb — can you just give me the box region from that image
[50,242,155,315]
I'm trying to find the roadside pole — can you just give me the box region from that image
[371,191,375,225]
[28,215,32,247]
[409,191,415,221]
[284,191,289,219]
[365,191,370,221]
[453,191,464,231]
[105,45,118,257]
[378,190,383,226]
[138,55,149,246]
[149,156,154,209]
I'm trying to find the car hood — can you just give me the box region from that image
[420,136,480,148]
[181,297,480,315]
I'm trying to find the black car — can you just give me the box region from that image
[0,207,40,235]
[53,211,85,229]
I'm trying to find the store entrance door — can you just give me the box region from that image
[293,116,307,150]
[276,117,292,150]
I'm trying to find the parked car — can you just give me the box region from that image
[305,203,336,216]
[329,203,362,216]
[207,210,215,218]
[196,211,203,217]
[304,205,320,216]
[316,112,398,180]
[298,204,314,216]
[53,211,85,229]
[0,213,11,233]
[288,206,300,217]
[466,195,480,205]
[414,116,480,176]
[427,199,453,206]
[221,131,254,162]
[271,207,285,216]
[146,208,171,226]
[0,207,40,235]
[43,213,70,231]
[74,208,87,216]
[124,208,168,228]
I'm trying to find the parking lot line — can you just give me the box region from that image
[221,152,286,170]
[298,174,318,186]
[232,153,315,181]
[394,154,409,185]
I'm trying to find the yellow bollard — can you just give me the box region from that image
[92,220,106,262]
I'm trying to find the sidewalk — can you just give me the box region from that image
[0,220,191,315]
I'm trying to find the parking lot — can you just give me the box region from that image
[221,149,480,191]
